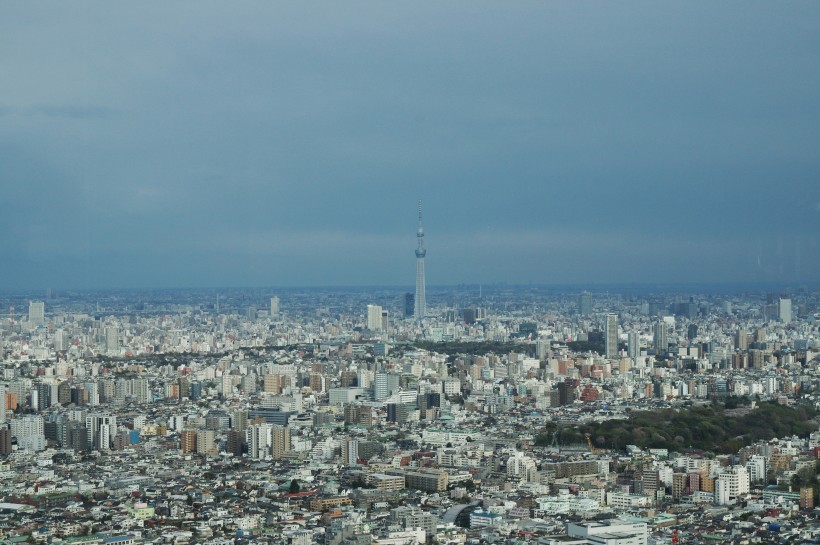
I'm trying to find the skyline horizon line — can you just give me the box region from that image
[1,280,816,296]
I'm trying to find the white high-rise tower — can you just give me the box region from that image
[367,304,384,331]
[29,301,45,325]
[414,201,427,320]
[605,313,619,359]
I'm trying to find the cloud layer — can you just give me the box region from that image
[1,1,818,289]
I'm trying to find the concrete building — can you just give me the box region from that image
[605,313,619,359]
[367,305,384,332]
[566,520,648,545]
[28,301,45,325]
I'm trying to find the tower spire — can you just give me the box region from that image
[414,200,427,320]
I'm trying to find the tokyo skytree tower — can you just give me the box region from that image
[414,201,426,320]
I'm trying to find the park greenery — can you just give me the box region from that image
[535,401,818,454]
[412,341,535,357]
[566,340,605,354]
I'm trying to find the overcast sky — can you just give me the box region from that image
[2,1,818,289]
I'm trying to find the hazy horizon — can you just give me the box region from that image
[1,281,815,298]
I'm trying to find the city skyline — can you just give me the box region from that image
[2,2,819,290]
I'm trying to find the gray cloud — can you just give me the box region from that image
[1,1,818,289]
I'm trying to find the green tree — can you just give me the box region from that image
[288,479,300,494]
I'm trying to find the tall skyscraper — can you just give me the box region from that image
[404,292,415,317]
[374,372,400,402]
[578,292,592,316]
[270,296,280,320]
[105,326,119,354]
[778,297,792,324]
[0,385,6,424]
[414,201,427,320]
[653,321,668,354]
[605,313,618,358]
[29,301,45,325]
[367,305,384,331]
[735,329,748,350]
[627,331,639,358]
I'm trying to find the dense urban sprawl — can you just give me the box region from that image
[0,286,819,545]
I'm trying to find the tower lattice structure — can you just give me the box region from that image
[414,201,427,320]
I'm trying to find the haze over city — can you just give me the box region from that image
[2,2,819,290]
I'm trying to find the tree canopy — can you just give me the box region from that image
[541,402,818,454]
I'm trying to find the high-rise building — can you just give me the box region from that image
[54,329,68,352]
[374,372,400,402]
[367,305,383,331]
[28,301,45,325]
[270,296,280,320]
[246,423,272,459]
[130,378,150,404]
[178,378,191,400]
[105,327,119,353]
[181,429,197,453]
[605,314,618,358]
[264,373,288,394]
[578,292,592,316]
[85,414,117,450]
[627,331,639,358]
[32,382,52,411]
[11,415,45,452]
[271,425,291,460]
[0,427,12,455]
[196,429,217,455]
[190,381,202,401]
[231,409,248,432]
[801,487,815,509]
[557,381,577,406]
[387,403,411,424]
[735,329,748,350]
[715,466,750,504]
[245,422,290,460]
[414,201,427,320]
[778,297,792,324]
[687,324,698,340]
[404,292,415,317]
[653,322,668,354]
[227,429,245,456]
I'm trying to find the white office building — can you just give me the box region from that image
[367,305,384,332]
[566,520,647,545]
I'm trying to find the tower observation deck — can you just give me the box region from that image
[414,201,426,320]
